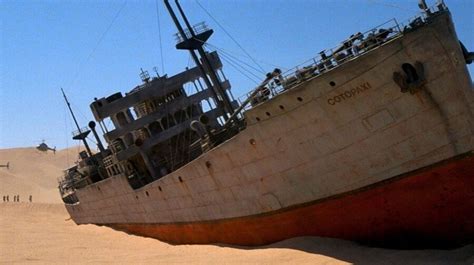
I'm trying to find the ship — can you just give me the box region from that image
[58,0,474,247]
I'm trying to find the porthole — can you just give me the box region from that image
[178,176,183,183]
[158,186,162,191]
[279,105,285,110]
[145,191,149,197]
[329,81,336,87]
[256,117,261,121]
[402,63,420,82]
[266,112,271,116]
[297,97,303,102]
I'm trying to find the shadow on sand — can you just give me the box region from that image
[213,236,474,265]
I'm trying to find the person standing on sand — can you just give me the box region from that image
[29,195,32,203]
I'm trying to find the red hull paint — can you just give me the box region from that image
[109,153,474,246]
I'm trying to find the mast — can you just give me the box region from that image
[61,88,93,157]
[163,0,234,119]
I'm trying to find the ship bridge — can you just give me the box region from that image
[90,51,238,189]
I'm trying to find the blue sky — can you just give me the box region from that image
[1,0,473,150]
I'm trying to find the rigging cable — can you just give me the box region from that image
[220,56,260,85]
[366,0,418,12]
[216,50,261,84]
[155,0,165,75]
[187,53,192,69]
[198,42,262,81]
[68,1,127,88]
[205,43,267,76]
[195,0,266,74]
[204,41,287,72]
[86,136,98,147]
[173,55,194,169]
[70,101,91,128]
[63,103,70,166]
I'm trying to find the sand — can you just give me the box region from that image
[1,147,473,264]
[0,147,82,203]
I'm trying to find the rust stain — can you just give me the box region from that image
[415,91,425,105]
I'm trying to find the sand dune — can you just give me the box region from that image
[0,147,82,203]
[1,147,473,264]
[1,203,473,264]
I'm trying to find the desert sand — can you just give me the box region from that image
[0,147,82,203]
[1,147,473,264]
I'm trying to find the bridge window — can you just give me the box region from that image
[103,117,115,130]
[116,112,128,126]
[174,109,188,123]
[129,108,138,120]
[149,121,163,135]
[123,133,134,147]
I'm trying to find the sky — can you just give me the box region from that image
[0,0,473,150]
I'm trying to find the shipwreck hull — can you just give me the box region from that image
[108,152,474,246]
[64,10,474,246]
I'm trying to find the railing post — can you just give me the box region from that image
[394,18,401,33]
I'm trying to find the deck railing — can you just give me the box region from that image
[237,2,447,110]
[174,21,210,43]
[72,126,91,138]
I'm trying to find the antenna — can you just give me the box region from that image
[139,68,151,83]
[153,66,160,78]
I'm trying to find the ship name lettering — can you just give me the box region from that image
[327,82,372,105]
